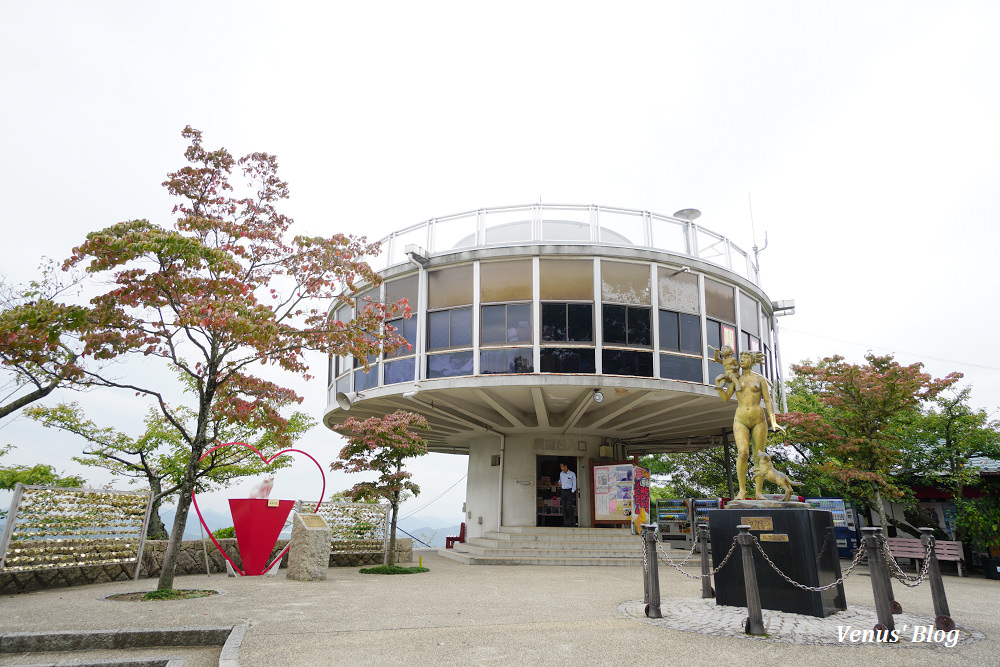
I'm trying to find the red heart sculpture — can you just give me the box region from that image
[191,442,326,576]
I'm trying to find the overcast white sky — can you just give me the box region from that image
[2,2,998,526]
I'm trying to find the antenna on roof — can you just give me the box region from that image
[749,194,768,268]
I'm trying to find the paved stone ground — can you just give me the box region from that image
[1,552,997,665]
[619,598,986,647]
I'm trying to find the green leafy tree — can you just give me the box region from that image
[0,444,87,490]
[62,127,407,589]
[25,399,312,539]
[332,411,429,566]
[777,353,960,527]
[0,260,97,421]
[899,386,1000,499]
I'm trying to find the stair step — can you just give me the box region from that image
[438,525,688,566]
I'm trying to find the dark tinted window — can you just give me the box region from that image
[659,310,679,351]
[567,304,593,341]
[603,305,627,344]
[603,305,650,346]
[660,354,703,383]
[602,349,653,377]
[540,348,596,374]
[679,313,701,354]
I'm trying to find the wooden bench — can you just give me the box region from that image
[445,522,466,549]
[885,537,965,577]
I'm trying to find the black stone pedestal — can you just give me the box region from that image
[709,507,846,618]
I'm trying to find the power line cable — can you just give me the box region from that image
[401,474,467,519]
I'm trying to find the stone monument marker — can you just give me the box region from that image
[286,512,332,581]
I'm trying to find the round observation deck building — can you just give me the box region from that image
[324,204,783,538]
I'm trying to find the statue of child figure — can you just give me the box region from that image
[710,345,742,394]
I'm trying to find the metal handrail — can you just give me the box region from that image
[362,204,759,284]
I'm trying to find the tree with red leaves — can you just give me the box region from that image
[332,411,429,566]
[63,127,408,589]
[777,353,960,527]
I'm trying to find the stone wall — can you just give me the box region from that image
[0,538,413,595]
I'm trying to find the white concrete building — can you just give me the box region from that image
[323,204,784,540]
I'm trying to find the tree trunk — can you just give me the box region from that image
[147,505,168,541]
[388,489,399,567]
[874,489,890,534]
[156,450,202,590]
[146,478,168,540]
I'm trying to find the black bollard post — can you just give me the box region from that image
[919,527,954,631]
[641,524,650,607]
[737,525,765,635]
[643,523,662,618]
[862,527,895,633]
[699,525,712,599]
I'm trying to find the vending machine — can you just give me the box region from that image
[805,497,855,558]
[690,498,721,550]
[655,499,692,547]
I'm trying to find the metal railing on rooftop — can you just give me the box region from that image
[363,204,759,285]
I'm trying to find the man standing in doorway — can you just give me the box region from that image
[557,462,577,527]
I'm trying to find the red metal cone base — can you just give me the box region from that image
[229,498,294,575]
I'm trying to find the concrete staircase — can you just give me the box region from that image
[438,525,669,566]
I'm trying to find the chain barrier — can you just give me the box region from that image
[652,530,935,593]
[749,533,867,592]
[656,535,739,579]
[877,534,933,588]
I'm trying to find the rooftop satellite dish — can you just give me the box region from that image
[673,208,702,221]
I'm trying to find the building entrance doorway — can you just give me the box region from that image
[536,455,578,527]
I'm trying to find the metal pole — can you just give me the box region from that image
[737,526,765,635]
[919,528,954,631]
[699,525,713,598]
[862,527,895,632]
[643,523,662,618]
[641,524,650,607]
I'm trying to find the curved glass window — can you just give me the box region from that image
[706,318,737,381]
[540,259,593,300]
[542,303,592,343]
[481,260,532,302]
[428,265,472,309]
[540,348,595,374]
[602,349,653,377]
[660,354,703,383]
[481,304,531,345]
[480,348,533,374]
[705,278,735,324]
[659,310,700,355]
[384,357,415,385]
[427,351,474,379]
[657,267,699,314]
[603,305,651,347]
[601,261,650,305]
[428,307,472,350]
[739,292,759,336]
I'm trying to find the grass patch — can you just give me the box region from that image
[141,588,216,601]
[358,565,430,575]
[106,588,218,601]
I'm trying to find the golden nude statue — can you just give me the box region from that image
[716,350,785,500]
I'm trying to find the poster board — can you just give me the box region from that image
[592,462,636,525]
[633,466,651,529]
